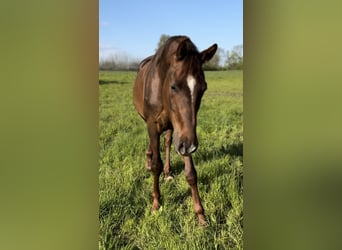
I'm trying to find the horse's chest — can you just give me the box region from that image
[156,109,171,133]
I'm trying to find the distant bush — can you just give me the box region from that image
[202,64,226,71]
[99,58,140,71]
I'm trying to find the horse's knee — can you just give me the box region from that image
[152,166,162,176]
[185,169,197,186]
[145,150,152,170]
[151,158,163,175]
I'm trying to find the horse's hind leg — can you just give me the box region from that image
[163,129,173,180]
[147,121,163,211]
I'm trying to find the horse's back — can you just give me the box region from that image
[133,56,154,120]
[134,55,164,122]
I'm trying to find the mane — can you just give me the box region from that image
[154,36,201,81]
[138,55,153,69]
[156,36,199,59]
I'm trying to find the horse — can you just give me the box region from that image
[133,36,217,225]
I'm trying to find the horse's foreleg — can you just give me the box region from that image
[163,129,173,180]
[147,122,163,211]
[183,156,206,226]
[145,143,152,170]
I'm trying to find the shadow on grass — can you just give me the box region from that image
[162,140,243,181]
[197,141,243,164]
[99,79,130,85]
[168,159,185,177]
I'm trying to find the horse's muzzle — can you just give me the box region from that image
[176,141,198,156]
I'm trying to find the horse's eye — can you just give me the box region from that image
[171,84,177,91]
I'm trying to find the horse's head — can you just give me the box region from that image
[166,38,217,156]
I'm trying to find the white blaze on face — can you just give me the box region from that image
[187,75,196,103]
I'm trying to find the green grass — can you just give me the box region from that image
[99,70,243,249]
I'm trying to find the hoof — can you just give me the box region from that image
[152,201,160,211]
[152,205,163,214]
[164,175,174,181]
[198,215,209,227]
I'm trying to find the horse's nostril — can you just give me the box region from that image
[178,143,186,155]
[189,144,197,154]
[177,142,197,155]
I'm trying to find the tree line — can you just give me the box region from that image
[99,34,242,71]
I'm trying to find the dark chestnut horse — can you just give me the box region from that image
[133,36,217,225]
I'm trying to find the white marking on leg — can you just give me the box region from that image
[187,75,196,103]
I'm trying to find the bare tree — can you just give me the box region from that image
[156,34,171,51]
[226,45,243,70]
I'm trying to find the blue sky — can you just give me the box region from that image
[99,0,243,61]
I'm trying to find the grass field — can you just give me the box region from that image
[99,70,243,249]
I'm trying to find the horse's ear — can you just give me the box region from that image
[200,44,218,64]
[176,39,190,61]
